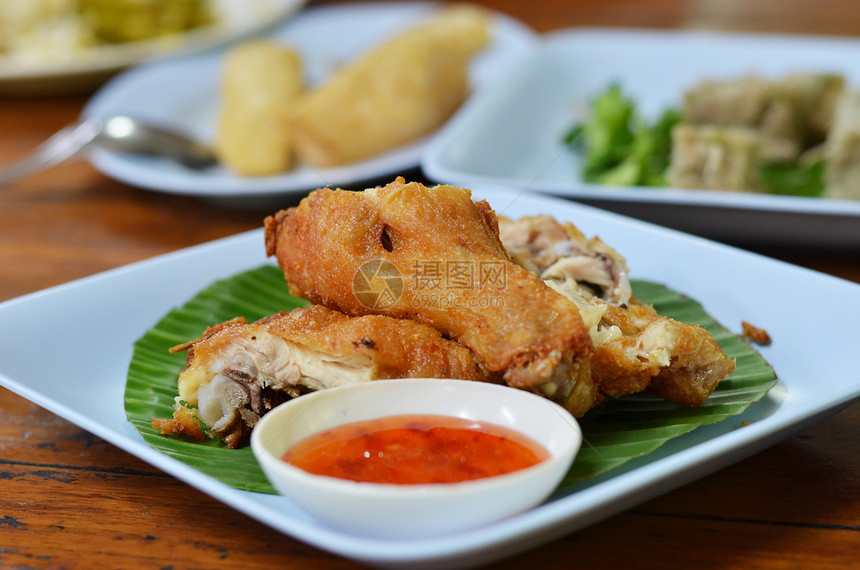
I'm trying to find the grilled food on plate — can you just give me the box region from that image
[264,177,594,390]
[154,179,735,446]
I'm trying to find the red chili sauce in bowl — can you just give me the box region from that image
[282,414,550,484]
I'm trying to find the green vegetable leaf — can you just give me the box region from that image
[565,86,679,187]
[565,83,832,196]
[125,266,777,495]
[759,160,826,197]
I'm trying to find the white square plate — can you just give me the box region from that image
[422,29,860,247]
[1,187,858,567]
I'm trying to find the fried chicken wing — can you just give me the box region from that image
[264,178,593,390]
[156,304,488,448]
[499,215,735,408]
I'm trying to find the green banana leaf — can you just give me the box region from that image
[125,265,777,494]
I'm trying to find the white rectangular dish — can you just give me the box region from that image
[1,187,858,568]
[422,29,860,247]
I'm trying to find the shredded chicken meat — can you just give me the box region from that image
[153,304,488,448]
[499,215,735,408]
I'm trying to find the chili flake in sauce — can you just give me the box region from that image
[282,414,549,484]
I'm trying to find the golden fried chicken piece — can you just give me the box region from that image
[499,215,735,408]
[596,303,736,406]
[264,178,593,391]
[156,304,488,448]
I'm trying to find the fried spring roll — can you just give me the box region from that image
[215,40,303,175]
[287,5,491,167]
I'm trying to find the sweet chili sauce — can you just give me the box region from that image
[281,414,550,484]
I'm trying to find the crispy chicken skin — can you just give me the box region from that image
[498,215,735,408]
[596,303,736,406]
[155,304,488,448]
[264,178,593,390]
[155,183,736,450]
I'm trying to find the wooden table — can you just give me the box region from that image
[1,1,858,567]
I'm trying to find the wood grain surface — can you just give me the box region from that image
[1,1,858,568]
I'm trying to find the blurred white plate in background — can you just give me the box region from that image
[423,29,860,247]
[82,2,537,207]
[0,0,306,95]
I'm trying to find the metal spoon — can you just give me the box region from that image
[0,115,216,186]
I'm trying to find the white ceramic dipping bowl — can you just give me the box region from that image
[250,378,581,539]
